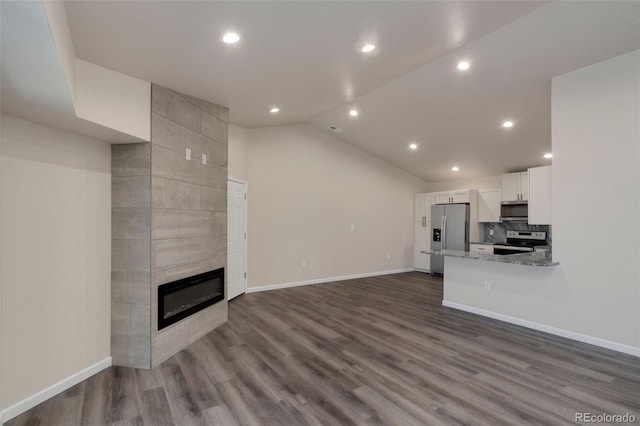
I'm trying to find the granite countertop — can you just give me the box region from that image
[421,249,559,267]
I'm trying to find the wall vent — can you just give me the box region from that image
[328,125,343,133]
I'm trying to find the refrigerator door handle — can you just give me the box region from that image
[442,215,447,250]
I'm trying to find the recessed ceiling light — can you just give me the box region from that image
[457,61,470,71]
[270,107,280,113]
[544,153,553,159]
[221,32,241,44]
[452,166,460,172]
[502,120,514,128]
[349,109,359,117]
[361,44,376,53]
[409,143,418,150]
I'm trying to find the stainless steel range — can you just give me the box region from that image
[493,231,547,255]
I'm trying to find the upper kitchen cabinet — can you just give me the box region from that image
[414,193,434,224]
[502,171,529,202]
[478,189,501,222]
[434,189,475,204]
[528,166,552,225]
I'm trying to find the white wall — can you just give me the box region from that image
[444,50,640,352]
[75,59,151,141]
[1,115,112,410]
[425,175,501,193]
[228,124,248,182]
[41,1,77,106]
[246,124,427,289]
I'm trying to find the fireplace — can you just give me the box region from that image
[158,268,224,330]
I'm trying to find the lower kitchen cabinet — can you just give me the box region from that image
[470,243,494,254]
[414,219,431,271]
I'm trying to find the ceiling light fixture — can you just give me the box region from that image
[457,61,470,70]
[409,143,418,150]
[502,120,514,128]
[270,107,280,113]
[452,166,460,172]
[544,153,553,159]
[349,109,359,117]
[361,44,376,53]
[221,32,241,44]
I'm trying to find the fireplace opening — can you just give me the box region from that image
[158,267,224,330]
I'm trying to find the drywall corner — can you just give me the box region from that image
[75,59,151,141]
[41,0,77,106]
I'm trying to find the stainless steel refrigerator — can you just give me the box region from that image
[430,204,470,276]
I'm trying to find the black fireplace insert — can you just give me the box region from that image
[158,267,224,330]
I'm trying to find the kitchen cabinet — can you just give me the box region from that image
[502,171,529,202]
[469,243,494,254]
[434,189,473,204]
[478,189,501,222]
[414,193,434,271]
[528,165,552,225]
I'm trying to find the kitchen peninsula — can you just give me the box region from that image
[424,247,571,354]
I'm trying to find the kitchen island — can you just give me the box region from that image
[423,249,558,267]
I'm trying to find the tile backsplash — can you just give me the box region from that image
[482,222,551,245]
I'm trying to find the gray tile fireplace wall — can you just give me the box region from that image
[111,84,229,369]
[150,85,228,367]
[112,143,152,368]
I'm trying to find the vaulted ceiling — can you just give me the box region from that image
[11,1,640,181]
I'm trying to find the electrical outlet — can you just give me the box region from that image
[484,281,491,290]
[301,260,307,267]
[202,154,207,165]
[386,253,391,259]
[185,148,191,160]
[489,229,494,236]
[350,224,355,231]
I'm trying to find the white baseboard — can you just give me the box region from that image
[2,357,112,423]
[442,300,640,358]
[247,268,415,293]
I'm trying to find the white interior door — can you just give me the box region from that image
[227,179,247,300]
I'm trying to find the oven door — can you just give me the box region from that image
[493,245,534,256]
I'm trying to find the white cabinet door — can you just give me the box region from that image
[434,192,451,204]
[414,193,432,271]
[424,193,434,222]
[414,220,431,271]
[415,193,434,224]
[451,190,470,203]
[528,166,551,224]
[501,173,521,201]
[519,171,529,201]
[435,190,469,204]
[502,172,529,201]
[415,193,427,222]
[478,189,501,222]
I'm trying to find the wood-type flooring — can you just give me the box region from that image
[7,272,640,425]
